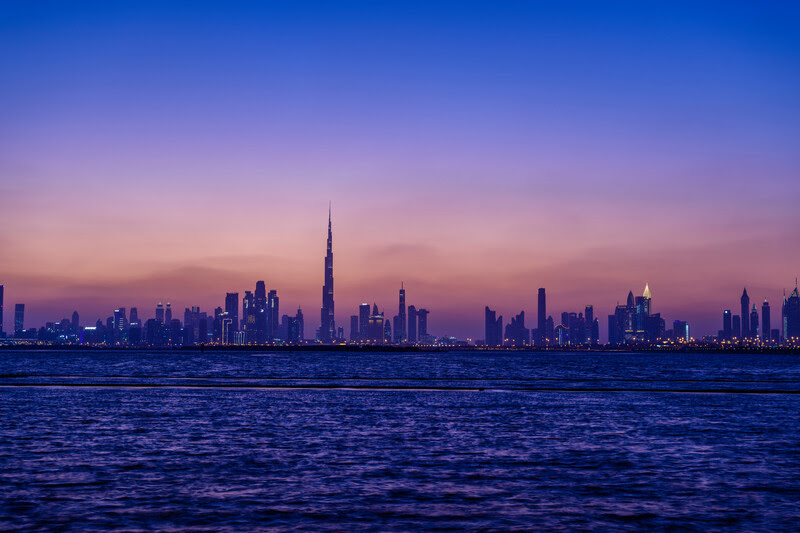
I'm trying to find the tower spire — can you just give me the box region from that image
[320,204,335,342]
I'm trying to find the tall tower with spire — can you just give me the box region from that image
[319,204,336,343]
[741,288,750,339]
[642,283,652,316]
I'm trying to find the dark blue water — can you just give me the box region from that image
[1,350,799,531]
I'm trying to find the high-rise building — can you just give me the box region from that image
[407,305,418,344]
[243,291,256,343]
[156,302,165,324]
[367,304,384,344]
[225,293,239,335]
[350,315,359,342]
[741,288,750,339]
[537,288,546,346]
[642,283,652,316]
[319,206,336,343]
[165,302,172,324]
[358,303,370,342]
[268,289,279,342]
[129,308,138,326]
[784,284,800,341]
[762,300,770,344]
[749,305,759,339]
[255,281,268,344]
[417,308,429,342]
[295,308,304,342]
[392,315,402,343]
[504,311,529,346]
[722,309,732,341]
[732,315,741,340]
[114,308,127,332]
[14,303,24,335]
[673,320,690,342]
[397,283,407,342]
[72,311,80,331]
[485,306,502,347]
[383,319,392,344]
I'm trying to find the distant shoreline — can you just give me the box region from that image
[1,344,799,355]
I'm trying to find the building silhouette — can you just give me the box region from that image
[784,284,800,341]
[722,309,732,341]
[225,293,239,338]
[485,306,502,347]
[741,288,750,339]
[762,299,770,343]
[504,311,529,346]
[366,303,384,344]
[319,206,336,343]
[749,304,759,340]
[358,303,370,342]
[408,305,417,344]
[732,314,741,340]
[397,283,406,342]
[14,303,24,336]
[350,315,359,342]
[537,288,546,346]
[255,281,268,343]
[268,289,279,342]
[242,291,256,343]
[417,308,429,343]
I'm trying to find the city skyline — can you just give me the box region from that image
[2,2,800,340]
[1,208,798,344]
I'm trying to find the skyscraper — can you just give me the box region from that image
[383,318,392,343]
[225,293,239,335]
[504,311,529,346]
[784,283,800,341]
[243,291,256,343]
[268,289,279,342]
[732,315,741,340]
[417,308,429,342]
[397,283,406,342]
[14,303,24,336]
[350,315,359,342]
[255,281,268,344]
[537,288,546,346]
[72,311,80,331]
[762,299,770,344]
[749,304,759,340]
[367,303,384,344]
[319,206,335,343]
[407,305,418,344]
[296,308,304,342]
[741,288,750,339]
[156,302,165,324]
[722,309,732,341]
[642,283,652,316]
[165,302,172,324]
[485,306,502,347]
[358,303,370,342]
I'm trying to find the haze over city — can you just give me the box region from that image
[2,1,799,339]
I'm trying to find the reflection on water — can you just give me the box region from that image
[1,350,799,531]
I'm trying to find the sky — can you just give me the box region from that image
[1,1,799,340]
